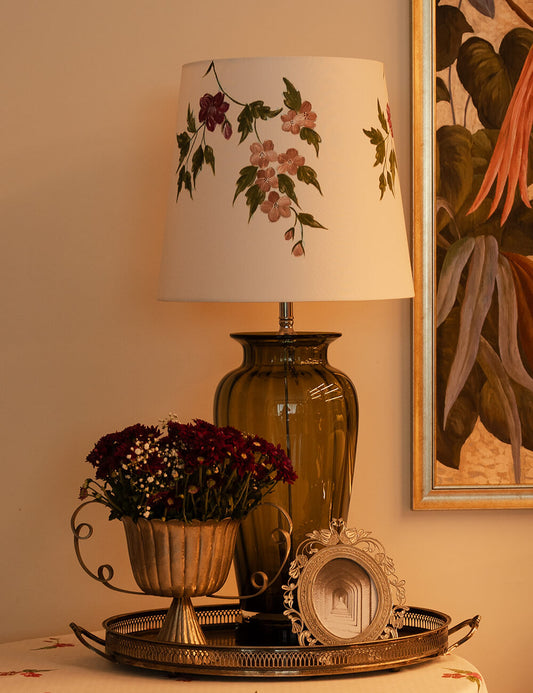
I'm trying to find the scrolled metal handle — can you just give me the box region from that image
[446,615,481,654]
[207,501,293,600]
[70,500,144,595]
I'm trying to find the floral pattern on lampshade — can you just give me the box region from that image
[175,60,325,257]
[363,99,398,199]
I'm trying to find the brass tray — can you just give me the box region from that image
[70,604,479,678]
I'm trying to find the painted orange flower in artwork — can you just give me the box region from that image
[468,45,533,225]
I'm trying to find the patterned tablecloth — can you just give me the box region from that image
[0,630,487,692]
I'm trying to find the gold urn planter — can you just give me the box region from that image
[122,516,240,645]
[72,499,292,647]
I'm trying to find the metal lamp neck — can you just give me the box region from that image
[278,302,294,334]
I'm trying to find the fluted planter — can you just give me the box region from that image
[122,517,240,645]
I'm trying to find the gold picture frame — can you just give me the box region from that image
[282,520,407,646]
[412,0,533,509]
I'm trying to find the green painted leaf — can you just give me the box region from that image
[186,105,196,134]
[379,172,387,199]
[203,61,215,77]
[249,100,282,120]
[177,167,192,199]
[282,78,302,111]
[436,5,473,71]
[457,37,513,129]
[296,165,322,194]
[363,127,384,146]
[245,184,265,220]
[278,173,299,205]
[377,100,388,133]
[297,213,326,229]
[299,127,321,156]
[191,145,204,184]
[389,150,397,190]
[375,141,386,166]
[237,105,254,143]
[204,144,215,174]
[233,165,258,203]
[176,131,191,169]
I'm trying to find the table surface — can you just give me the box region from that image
[0,629,488,692]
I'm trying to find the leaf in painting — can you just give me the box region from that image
[436,236,476,327]
[496,256,533,393]
[443,235,498,427]
[477,337,522,484]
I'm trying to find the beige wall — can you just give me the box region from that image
[2,1,532,690]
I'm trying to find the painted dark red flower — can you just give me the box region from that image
[198,92,229,132]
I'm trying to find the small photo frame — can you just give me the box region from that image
[283,519,407,646]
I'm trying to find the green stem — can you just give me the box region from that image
[210,61,246,107]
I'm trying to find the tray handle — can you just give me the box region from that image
[69,622,115,662]
[446,615,481,654]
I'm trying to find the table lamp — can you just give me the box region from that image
[158,56,413,640]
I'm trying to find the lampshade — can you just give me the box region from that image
[159,56,413,303]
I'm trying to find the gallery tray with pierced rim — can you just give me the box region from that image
[70,603,480,678]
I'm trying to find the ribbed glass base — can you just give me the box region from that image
[214,332,358,618]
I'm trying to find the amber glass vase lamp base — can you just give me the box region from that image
[214,303,358,639]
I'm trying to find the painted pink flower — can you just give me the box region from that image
[468,45,533,225]
[277,148,305,175]
[198,92,230,132]
[281,101,317,134]
[281,109,302,134]
[260,191,292,222]
[298,100,317,129]
[256,167,278,192]
[250,140,277,168]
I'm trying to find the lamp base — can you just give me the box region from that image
[214,331,358,619]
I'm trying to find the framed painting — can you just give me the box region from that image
[412,0,533,509]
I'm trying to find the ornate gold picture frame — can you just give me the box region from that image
[282,520,407,646]
[412,0,533,509]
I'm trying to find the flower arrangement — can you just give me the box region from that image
[79,418,296,523]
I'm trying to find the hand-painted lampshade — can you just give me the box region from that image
[159,56,413,303]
